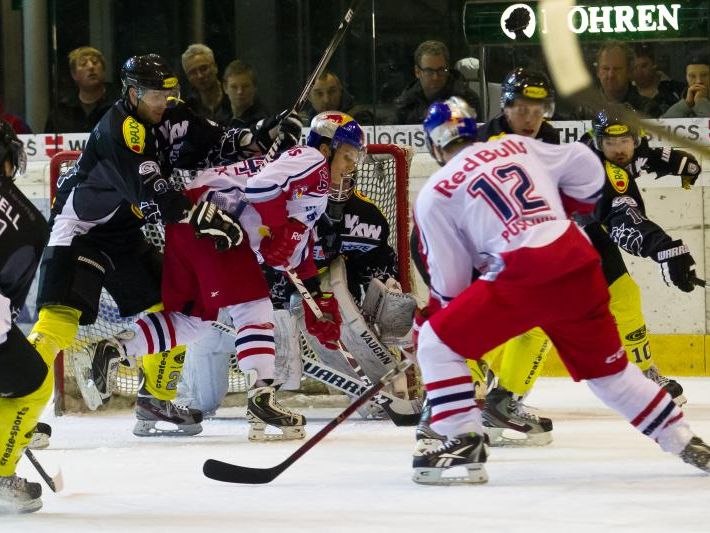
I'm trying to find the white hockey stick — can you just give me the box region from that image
[25,449,63,493]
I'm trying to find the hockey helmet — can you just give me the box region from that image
[591,106,641,150]
[0,119,27,179]
[121,54,180,107]
[423,96,477,165]
[500,67,555,117]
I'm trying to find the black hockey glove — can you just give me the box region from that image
[188,201,243,252]
[656,239,696,293]
[255,109,303,152]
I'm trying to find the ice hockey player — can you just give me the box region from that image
[410,96,710,485]
[0,120,50,513]
[26,53,298,437]
[84,112,364,440]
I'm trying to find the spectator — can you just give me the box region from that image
[0,98,31,134]
[45,46,119,133]
[632,45,683,115]
[181,44,231,125]
[301,71,373,125]
[663,53,710,118]
[595,41,661,117]
[394,40,480,124]
[222,60,269,128]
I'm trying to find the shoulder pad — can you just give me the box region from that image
[122,116,146,154]
[605,160,629,193]
[353,189,387,218]
[487,132,507,142]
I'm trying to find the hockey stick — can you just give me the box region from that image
[24,449,63,493]
[203,359,412,484]
[285,269,421,425]
[209,320,422,423]
[264,0,365,161]
[692,277,706,288]
[539,0,710,159]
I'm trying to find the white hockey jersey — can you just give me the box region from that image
[414,135,604,305]
[186,145,330,269]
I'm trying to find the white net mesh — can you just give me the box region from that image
[52,145,413,410]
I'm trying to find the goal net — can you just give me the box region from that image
[50,144,414,414]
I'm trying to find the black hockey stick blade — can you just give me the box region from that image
[374,394,422,426]
[25,449,64,493]
[692,277,706,288]
[203,361,413,484]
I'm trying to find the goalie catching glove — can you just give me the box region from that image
[259,218,308,267]
[188,200,243,251]
[255,109,303,153]
[656,239,696,293]
[303,291,342,350]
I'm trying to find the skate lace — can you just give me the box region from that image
[509,397,542,423]
[0,475,26,490]
[644,366,671,387]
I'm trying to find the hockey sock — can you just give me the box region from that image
[419,322,482,438]
[497,327,552,396]
[608,274,654,372]
[140,346,187,400]
[587,363,691,454]
[127,311,211,358]
[28,305,82,366]
[228,298,276,383]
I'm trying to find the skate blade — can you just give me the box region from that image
[412,464,488,485]
[486,427,553,447]
[413,438,446,455]
[248,421,306,442]
[133,419,203,437]
[70,351,104,411]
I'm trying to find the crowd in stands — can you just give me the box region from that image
[1,40,707,135]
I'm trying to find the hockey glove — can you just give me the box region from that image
[255,109,303,152]
[259,218,308,267]
[188,201,243,252]
[303,292,342,351]
[656,240,696,293]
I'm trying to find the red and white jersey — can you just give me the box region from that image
[414,135,604,306]
[187,145,331,269]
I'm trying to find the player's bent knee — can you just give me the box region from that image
[0,325,49,398]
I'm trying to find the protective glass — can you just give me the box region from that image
[137,86,181,108]
[507,100,555,119]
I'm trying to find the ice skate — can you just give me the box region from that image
[679,436,710,473]
[644,365,686,406]
[412,432,488,485]
[73,331,132,410]
[482,385,553,447]
[28,422,52,450]
[414,398,446,454]
[246,385,306,441]
[133,371,204,437]
[0,475,42,514]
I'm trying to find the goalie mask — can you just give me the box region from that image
[423,96,477,166]
[500,67,555,118]
[0,119,27,180]
[121,54,181,111]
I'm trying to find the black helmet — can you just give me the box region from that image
[120,54,180,99]
[591,107,640,150]
[501,67,555,116]
[0,119,26,179]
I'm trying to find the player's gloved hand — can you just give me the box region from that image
[188,201,243,252]
[303,292,342,350]
[255,109,303,152]
[259,218,308,267]
[656,239,696,293]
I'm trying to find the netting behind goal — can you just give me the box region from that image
[50,144,414,414]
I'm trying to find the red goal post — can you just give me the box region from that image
[48,143,414,413]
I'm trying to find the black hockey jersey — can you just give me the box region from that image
[0,178,48,318]
[49,100,260,253]
[579,133,701,259]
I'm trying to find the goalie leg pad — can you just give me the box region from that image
[273,309,303,390]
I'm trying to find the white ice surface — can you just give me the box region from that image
[5,377,710,533]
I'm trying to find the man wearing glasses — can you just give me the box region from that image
[394,40,480,124]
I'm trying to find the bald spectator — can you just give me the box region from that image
[301,71,373,125]
[632,45,683,115]
[181,44,231,125]
[663,53,710,118]
[45,46,118,132]
[394,40,480,124]
[222,60,269,128]
[596,41,661,117]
